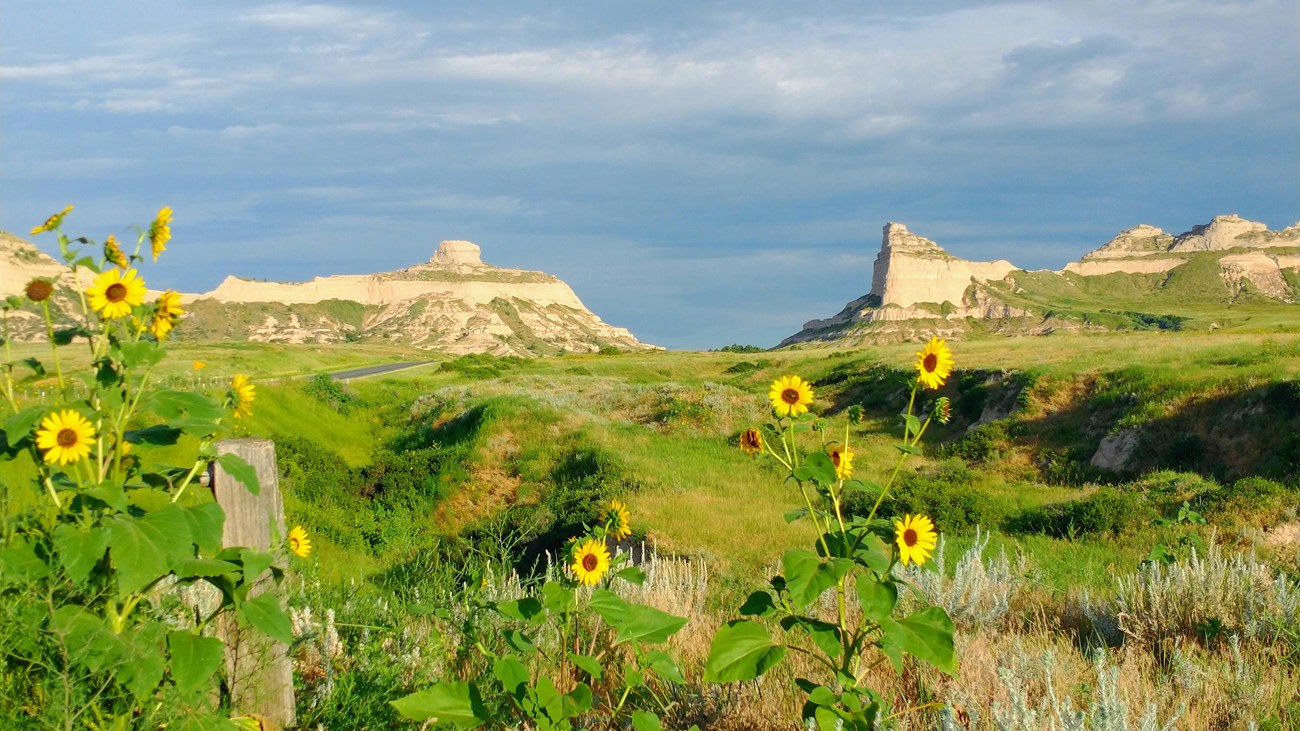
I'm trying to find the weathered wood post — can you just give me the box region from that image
[213,438,296,728]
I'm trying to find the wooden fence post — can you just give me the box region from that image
[213,438,296,728]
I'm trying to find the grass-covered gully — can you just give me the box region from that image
[3,207,1300,729]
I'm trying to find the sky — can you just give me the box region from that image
[2,1,1296,349]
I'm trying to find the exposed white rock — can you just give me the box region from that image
[1171,214,1274,252]
[871,223,1018,308]
[1219,252,1300,299]
[1091,430,1141,472]
[428,240,484,269]
[1076,225,1173,260]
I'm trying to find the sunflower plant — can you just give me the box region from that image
[0,207,294,729]
[393,500,696,731]
[704,338,959,729]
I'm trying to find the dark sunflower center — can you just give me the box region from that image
[26,281,53,301]
[582,553,599,572]
[903,528,918,547]
[57,428,79,448]
[923,354,938,373]
[830,451,842,467]
[105,283,128,303]
[781,388,801,405]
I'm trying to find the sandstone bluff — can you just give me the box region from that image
[782,215,1300,346]
[0,235,654,355]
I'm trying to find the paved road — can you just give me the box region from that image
[329,361,435,381]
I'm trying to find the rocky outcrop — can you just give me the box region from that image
[871,223,1018,308]
[1170,214,1296,252]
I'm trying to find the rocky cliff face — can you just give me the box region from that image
[782,215,1300,347]
[0,235,654,355]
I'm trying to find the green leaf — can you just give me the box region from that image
[146,390,225,422]
[589,588,634,627]
[493,656,530,696]
[181,501,225,555]
[119,622,166,702]
[643,649,686,684]
[117,340,165,368]
[781,616,842,658]
[174,558,240,579]
[631,712,664,731]
[793,451,838,486]
[125,424,183,447]
[49,605,122,673]
[894,443,923,456]
[4,405,47,446]
[106,504,193,596]
[902,413,921,437]
[240,548,273,583]
[52,327,88,346]
[568,652,603,681]
[856,578,897,621]
[85,480,129,512]
[216,454,260,496]
[503,629,537,654]
[739,590,778,618]
[0,538,49,586]
[782,549,852,610]
[879,607,957,674]
[616,604,688,646]
[52,523,109,584]
[237,593,293,645]
[18,357,45,378]
[615,565,646,585]
[852,532,891,574]
[563,683,594,717]
[168,631,225,696]
[391,682,488,727]
[784,507,810,524]
[495,597,543,622]
[703,620,786,682]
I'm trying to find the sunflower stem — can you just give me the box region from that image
[39,300,67,398]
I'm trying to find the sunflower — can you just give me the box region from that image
[287,526,312,558]
[104,234,128,268]
[607,500,632,541]
[739,427,763,455]
[30,205,73,235]
[894,514,938,567]
[150,290,185,340]
[193,360,206,371]
[230,374,255,419]
[570,538,610,586]
[35,409,97,466]
[768,374,814,417]
[915,337,954,390]
[25,279,54,303]
[828,444,854,480]
[149,206,173,261]
[86,268,147,320]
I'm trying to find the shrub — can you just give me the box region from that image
[1195,476,1298,532]
[303,372,356,413]
[943,420,1013,464]
[1010,488,1155,538]
[844,461,1014,532]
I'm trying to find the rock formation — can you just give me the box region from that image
[782,215,1300,347]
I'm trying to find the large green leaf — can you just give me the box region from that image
[174,558,240,579]
[782,549,852,610]
[856,577,897,621]
[52,523,109,584]
[49,605,122,673]
[237,593,293,645]
[167,631,224,697]
[493,656,530,697]
[124,424,182,447]
[495,597,543,622]
[589,588,633,627]
[0,538,49,586]
[106,504,193,596]
[116,340,166,369]
[568,652,603,681]
[781,616,842,658]
[879,607,957,674]
[643,649,686,684]
[793,451,838,486]
[119,622,166,702]
[618,604,688,646]
[392,682,487,727]
[3,405,47,445]
[703,620,786,682]
[216,454,260,496]
[631,712,664,731]
[180,501,225,555]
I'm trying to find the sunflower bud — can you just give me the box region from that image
[847,405,864,425]
[934,396,952,425]
[739,427,763,455]
[25,279,53,303]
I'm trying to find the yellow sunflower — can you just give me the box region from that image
[570,538,610,586]
[30,205,73,235]
[828,444,854,480]
[150,290,185,340]
[104,234,128,268]
[915,337,954,390]
[230,374,255,419]
[768,374,814,417]
[149,206,173,261]
[607,500,632,541]
[35,409,97,466]
[287,525,312,558]
[86,268,147,320]
[738,427,763,455]
[193,360,206,371]
[894,514,938,567]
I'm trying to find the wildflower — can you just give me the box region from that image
[35,409,97,466]
[193,360,206,370]
[149,206,172,261]
[570,538,610,586]
[915,337,954,390]
[607,500,632,541]
[30,205,72,235]
[934,396,952,425]
[739,427,763,455]
[25,279,53,303]
[86,268,146,320]
[230,374,255,419]
[287,526,312,558]
[768,374,814,418]
[894,514,938,567]
[149,290,184,340]
[104,234,127,268]
[828,444,854,480]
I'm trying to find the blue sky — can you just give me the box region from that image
[2,1,1296,349]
